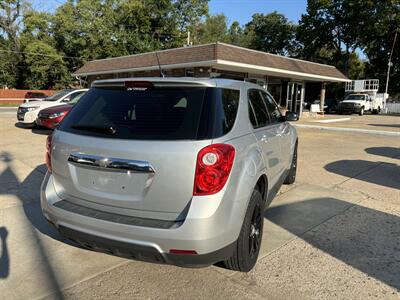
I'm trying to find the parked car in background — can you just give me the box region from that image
[24,92,48,103]
[304,98,339,114]
[41,78,299,272]
[36,92,86,129]
[17,89,88,125]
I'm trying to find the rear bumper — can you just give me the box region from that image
[40,172,241,266]
[57,225,235,267]
[36,117,58,129]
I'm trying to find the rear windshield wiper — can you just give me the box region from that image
[71,124,117,135]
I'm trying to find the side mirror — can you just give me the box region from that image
[62,98,70,103]
[285,111,299,121]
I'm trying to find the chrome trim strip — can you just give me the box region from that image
[68,152,155,173]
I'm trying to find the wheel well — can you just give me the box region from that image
[255,175,268,202]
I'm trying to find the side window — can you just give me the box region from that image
[220,89,240,134]
[248,90,269,128]
[261,92,282,124]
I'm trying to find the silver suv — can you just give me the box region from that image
[41,78,298,272]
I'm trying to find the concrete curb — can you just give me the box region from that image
[294,124,400,137]
[0,107,17,110]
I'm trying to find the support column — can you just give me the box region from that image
[320,82,326,114]
[300,82,305,117]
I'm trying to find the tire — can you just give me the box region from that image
[359,107,364,116]
[223,189,264,272]
[284,142,298,184]
[375,107,381,114]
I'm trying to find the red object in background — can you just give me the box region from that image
[46,135,52,172]
[36,104,73,129]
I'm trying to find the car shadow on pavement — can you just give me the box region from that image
[265,198,400,290]
[31,128,53,135]
[0,153,64,298]
[324,160,400,189]
[14,122,52,136]
[0,227,9,278]
[14,122,33,129]
[365,147,400,160]
[368,123,400,129]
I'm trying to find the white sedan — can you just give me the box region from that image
[17,89,88,125]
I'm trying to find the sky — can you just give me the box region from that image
[32,0,308,25]
[209,0,307,24]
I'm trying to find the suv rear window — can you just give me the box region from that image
[59,86,240,140]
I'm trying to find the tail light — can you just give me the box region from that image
[193,144,235,196]
[46,135,52,172]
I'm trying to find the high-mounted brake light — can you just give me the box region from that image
[45,135,52,172]
[193,144,235,196]
[125,81,154,89]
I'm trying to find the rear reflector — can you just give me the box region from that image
[169,249,198,255]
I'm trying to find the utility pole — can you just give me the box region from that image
[385,31,397,95]
[186,31,191,46]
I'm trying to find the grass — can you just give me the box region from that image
[0,103,19,107]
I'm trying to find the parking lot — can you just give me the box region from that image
[0,110,399,299]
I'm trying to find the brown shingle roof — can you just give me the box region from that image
[215,43,348,80]
[74,44,216,75]
[74,42,348,81]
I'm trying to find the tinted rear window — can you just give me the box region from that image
[59,86,239,140]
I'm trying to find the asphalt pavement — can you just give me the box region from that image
[0,113,399,299]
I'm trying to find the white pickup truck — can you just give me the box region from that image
[337,93,384,115]
[338,80,387,116]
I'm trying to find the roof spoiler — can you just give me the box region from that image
[91,80,212,89]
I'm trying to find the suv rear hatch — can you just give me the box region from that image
[52,80,239,221]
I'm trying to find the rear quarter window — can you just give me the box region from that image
[212,89,240,137]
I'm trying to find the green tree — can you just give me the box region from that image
[0,0,26,88]
[19,9,71,89]
[20,10,54,45]
[226,21,251,47]
[245,12,297,55]
[359,0,400,94]
[194,14,228,44]
[53,0,210,61]
[0,0,24,50]
[173,0,209,31]
[53,0,122,62]
[22,41,69,89]
[0,38,18,87]
[297,0,364,76]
